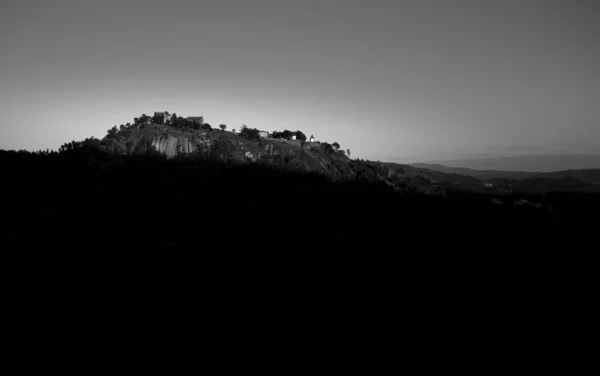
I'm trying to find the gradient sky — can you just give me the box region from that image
[1,0,599,163]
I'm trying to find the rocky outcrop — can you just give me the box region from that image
[151,135,197,159]
[101,127,444,196]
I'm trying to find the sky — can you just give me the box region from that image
[1,0,599,166]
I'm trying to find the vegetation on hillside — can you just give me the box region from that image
[239,125,261,141]
[2,146,598,253]
[271,130,306,141]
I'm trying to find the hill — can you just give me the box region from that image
[411,162,600,193]
[92,122,446,196]
[421,155,600,172]
[413,162,600,183]
[411,163,540,180]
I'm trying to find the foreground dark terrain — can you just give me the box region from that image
[2,145,598,254]
[2,140,597,331]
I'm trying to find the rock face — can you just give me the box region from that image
[151,135,196,159]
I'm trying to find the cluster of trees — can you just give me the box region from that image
[320,141,349,155]
[106,123,136,141]
[271,130,306,141]
[239,125,261,141]
[210,139,236,161]
[103,112,215,141]
[158,112,212,130]
[59,137,102,153]
[134,114,152,125]
[319,142,351,157]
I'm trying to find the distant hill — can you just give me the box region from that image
[423,155,600,172]
[540,169,600,184]
[411,163,540,180]
[410,162,600,193]
[413,162,600,184]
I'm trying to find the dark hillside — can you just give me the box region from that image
[2,147,597,255]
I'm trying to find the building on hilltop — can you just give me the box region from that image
[259,130,269,138]
[187,116,204,125]
[154,111,170,125]
[309,134,315,142]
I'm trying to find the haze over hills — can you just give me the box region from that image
[410,162,600,194]
[420,155,600,173]
[412,163,600,182]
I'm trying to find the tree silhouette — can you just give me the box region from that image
[321,142,334,154]
[107,126,118,139]
[220,124,227,131]
[240,127,260,140]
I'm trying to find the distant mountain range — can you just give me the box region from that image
[412,163,600,184]
[421,155,600,172]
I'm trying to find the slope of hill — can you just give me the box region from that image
[92,124,446,196]
[540,169,600,184]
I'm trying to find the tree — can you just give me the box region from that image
[151,113,163,124]
[240,127,260,140]
[173,116,190,128]
[321,142,334,154]
[281,130,294,140]
[107,126,118,139]
[295,130,307,141]
[332,142,340,151]
[219,124,227,131]
[211,139,235,161]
